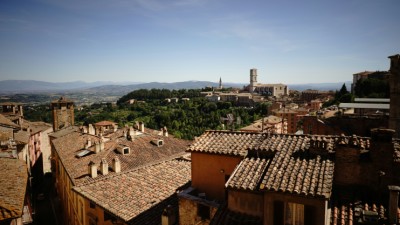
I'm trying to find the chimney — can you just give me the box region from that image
[113,124,118,132]
[123,130,127,138]
[81,126,88,134]
[163,126,168,137]
[371,128,395,142]
[100,158,108,175]
[112,157,121,173]
[88,161,97,178]
[85,139,92,149]
[139,122,144,133]
[128,126,135,137]
[388,185,400,224]
[88,124,95,135]
[94,140,104,153]
[18,105,23,117]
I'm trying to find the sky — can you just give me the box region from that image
[0,0,399,84]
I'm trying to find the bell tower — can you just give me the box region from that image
[249,68,258,93]
[389,54,400,138]
[51,97,74,131]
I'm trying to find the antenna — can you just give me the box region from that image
[220,114,240,131]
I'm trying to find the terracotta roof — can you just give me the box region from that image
[73,159,191,222]
[226,157,270,191]
[52,127,191,186]
[0,159,27,221]
[94,121,116,126]
[25,121,52,134]
[190,132,342,198]
[330,188,400,225]
[187,131,265,156]
[14,130,29,144]
[48,126,79,138]
[260,153,334,198]
[240,116,283,132]
[0,114,19,129]
[221,134,334,198]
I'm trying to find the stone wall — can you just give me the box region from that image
[178,197,218,225]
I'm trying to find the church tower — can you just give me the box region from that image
[249,68,258,93]
[389,54,400,137]
[219,77,223,89]
[51,97,74,131]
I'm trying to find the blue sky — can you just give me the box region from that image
[0,0,399,84]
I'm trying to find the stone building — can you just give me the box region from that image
[272,107,308,134]
[351,70,390,93]
[50,122,191,225]
[179,129,400,225]
[240,115,287,134]
[245,68,289,97]
[51,96,74,131]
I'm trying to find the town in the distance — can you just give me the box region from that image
[1,54,400,225]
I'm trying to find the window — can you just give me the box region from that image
[274,202,306,225]
[285,202,304,225]
[123,147,130,154]
[198,204,210,220]
[89,201,96,209]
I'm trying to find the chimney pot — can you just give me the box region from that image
[139,122,144,133]
[88,124,95,135]
[100,158,108,175]
[86,139,92,149]
[163,126,168,137]
[88,161,97,178]
[112,157,121,173]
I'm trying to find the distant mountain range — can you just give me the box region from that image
[0,80,352,95]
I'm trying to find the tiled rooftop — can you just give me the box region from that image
[48,126,79,138]
[190,131,384,199]
[0,114,19,129]
[330,188,400,225]
[14,130,29,144]
[187,131,265,156]
[226,157,270,191]
[94,121,116,126]
[52,127,191,186]
[0,158,27,221]
[222,134,334,198]
[74,159,191,222]
[24,121,52,134]
[260,154,334,198]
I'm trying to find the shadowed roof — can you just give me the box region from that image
[0,159,27,221]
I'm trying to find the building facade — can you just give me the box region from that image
[246,68,289,97]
